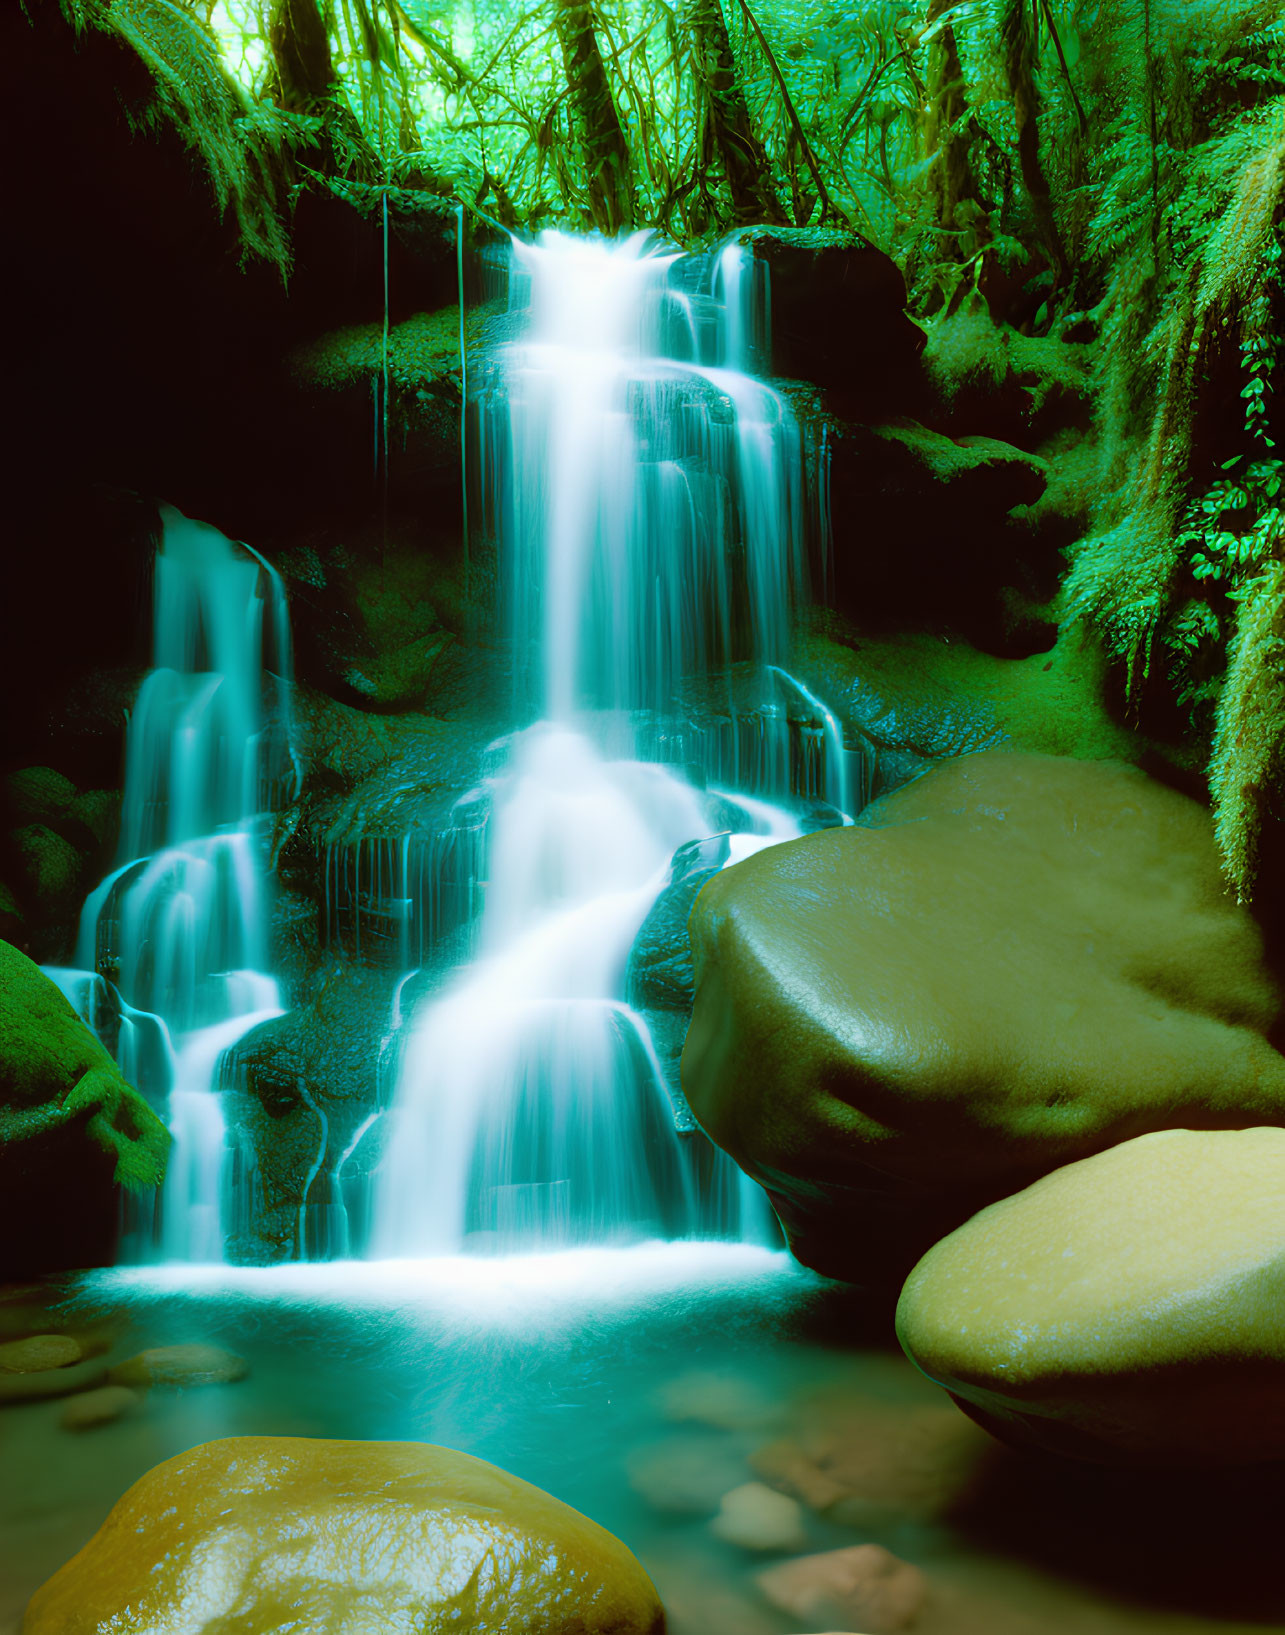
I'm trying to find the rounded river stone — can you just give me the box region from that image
[23,1435,666,1634]
[896,1126,1285,1465]
[682,751,1285,1289]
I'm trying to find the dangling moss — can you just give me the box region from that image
[1210,547,1285,901]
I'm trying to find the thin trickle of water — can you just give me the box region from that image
[374,233,833,1258]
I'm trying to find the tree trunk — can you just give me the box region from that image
[688,0,784,225]
[553,0,634,234]
[268,0,336,115]
[1000,0,1067,286]
[924,1,986,242]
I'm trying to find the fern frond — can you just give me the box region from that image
[58,0,294,272]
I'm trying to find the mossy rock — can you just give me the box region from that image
[923,304,1091,449]
[0,940,169,1190]
[3,766,76,825]
[288,302,503,395]
[343,631,453,709]
[68,789,121,851]
[822,415,1058,641]
[795,621,1141,767]
[8,823,83,909]
[0,881,25,946]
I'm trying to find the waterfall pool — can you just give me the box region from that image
[1,1246,1281,1635]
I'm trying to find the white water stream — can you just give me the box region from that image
[54,233,850,1265]
[372,232,830,1256]
[50,507,292,1262]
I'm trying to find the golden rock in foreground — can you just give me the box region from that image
[24,1435,666,1634]
[896,1127,1285,1465]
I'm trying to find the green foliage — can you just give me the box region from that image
[54,0,303,271]
[1046,0,1285,895]
[37,0,1285,892]
[0,940,170,1190]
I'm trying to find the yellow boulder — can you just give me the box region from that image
[896,1126,1285,1465]
[24,1436,665,1633]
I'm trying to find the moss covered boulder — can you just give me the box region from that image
[0,940,169,1276]
[25,1436,665,1633]
[3,766,77,825]
[896,1127,1285,1466]
[682,752,1285,1291]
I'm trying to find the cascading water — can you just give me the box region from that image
[56,506,293,1262]
[373,232,842,1257]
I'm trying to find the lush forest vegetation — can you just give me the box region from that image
[42,0,1285,894]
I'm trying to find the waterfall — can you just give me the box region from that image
[373,232,831,1257]
[59,506,291,1262]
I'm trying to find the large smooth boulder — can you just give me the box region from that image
[25,1436,665,1634]
[896,1126,1285,1466]
[682,752,1285,1291]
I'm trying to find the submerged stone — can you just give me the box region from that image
[627,1433,751,1516]
[756,1543,927,1631]
[710,1481,807,1552]
[0,1334,82,1373]
[750,1399,991,1526]
[897,1126,1285,1466]
[0,1356,108,1404]
[24,1436,665,1634]
[682,752,1285,1291]
[107,1343,248,1388]
[60,1384,141,1430]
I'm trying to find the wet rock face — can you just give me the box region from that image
[735,227,925,413]
[822,415,1053,644]
[682,751,1285,1292]
[24,1436,665,1635]
[897,1126,1285,1467]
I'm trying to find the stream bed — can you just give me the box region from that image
[2,1244,1282,1634]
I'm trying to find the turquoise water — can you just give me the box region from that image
[2,1246,1282,1635]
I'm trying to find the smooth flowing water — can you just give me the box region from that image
[373,232,836,1255]
[50,507,293,1261]
[51,232,854,1265]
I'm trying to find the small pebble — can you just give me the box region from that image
[710,1482,807,1552]
[108,1344,248,1389]
[758,1544,927,1633]
[60,1386,141,1431]
[660,1370,776,1431]
[0,1335,83,1374]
